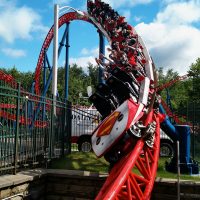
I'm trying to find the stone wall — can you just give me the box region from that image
[0,169,200,200]
[0,169,46,200]
[152,178,200,200]
[46,170,106,200]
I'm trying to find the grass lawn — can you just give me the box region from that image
[51,152,109,173]
[50,152,200,181]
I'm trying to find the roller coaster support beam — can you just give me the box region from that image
[98,31,105,84]
[32,26,69,127]
[159,104,199,174]
[165,125,199,174]
[58,23,69,57]
[30,69,53,128]
[43,49,47,88]
[42,26,68,98]
[166,88,173,115]
[42,49,47,121]
[159,104,178,141]
[65,23,70,100]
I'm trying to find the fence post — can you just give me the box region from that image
[49,95,54,159]
[61,101,65,157]
[65,101,72,154]
[14,83,20,175]
[177,141,180,200]
[192,101,195,159]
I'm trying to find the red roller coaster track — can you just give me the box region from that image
[0,70,18,88]
[0,1,191,199]
[0,2,161,198]
[95,115,160,200]
[157,75,192,126]
[34,12,92,96]
[157,74,188,92]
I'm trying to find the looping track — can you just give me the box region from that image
[0,1,165,199]
[96,115,160,200]
[34,12,91,95]
[84,1,161,199]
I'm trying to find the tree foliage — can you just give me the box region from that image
[0,66,34,90]
[187,58,200,101]
[0,59,199,114]
[157,59,200,123]
[0,63,98,105]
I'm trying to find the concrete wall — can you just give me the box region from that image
[0,169,200,200]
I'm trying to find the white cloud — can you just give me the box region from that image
[134,16,142,23]
[70,47,99,73]
[162,0,184,4]
[103,0,153,8]
[157,1,200,25]
[2,48,26,58]
[80,47,99,56]
[80,48,89,55]
[70,46,110,72]
[135,0,200,75]
[52,0,72,6]
[121,10,131,21]
[69,56,96,72]
[0,2,48,43]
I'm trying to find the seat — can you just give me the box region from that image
[96,83,119,108]
[111,67,139,96]
[89,92,115,119]
[106,75,132,104]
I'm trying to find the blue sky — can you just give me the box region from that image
[0,0,200,75]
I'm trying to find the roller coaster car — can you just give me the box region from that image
[96,83,119,108]
[111,67,139,93]
[90,66,147,162]
[89,72,140,119]
[89,91,116,119]
[91,98,144,159]
[106,75,137,104]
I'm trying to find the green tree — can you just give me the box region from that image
[157,67,180,109]
[87,63,98,88]
[0,66,34,90]
[56,64,92,104]
[157,59,200,123]
[187,58,200,101]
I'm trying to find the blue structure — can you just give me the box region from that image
[65,23,70,100]
[159,104,199,174]
[159,104,178,142]
[98,31,105,84]
[31,19,106,125]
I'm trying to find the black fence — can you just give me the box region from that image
[0,81,71,175]
[70,106,100,152]
[0,79,199,175]
[0,79,100,175]
[173,100,200,161]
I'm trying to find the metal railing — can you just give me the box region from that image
[0,81,71,175]
[70,105,100,152]
[0,79,199,174]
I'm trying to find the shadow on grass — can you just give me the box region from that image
[50,153,200,181]
[50,152,109,173]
